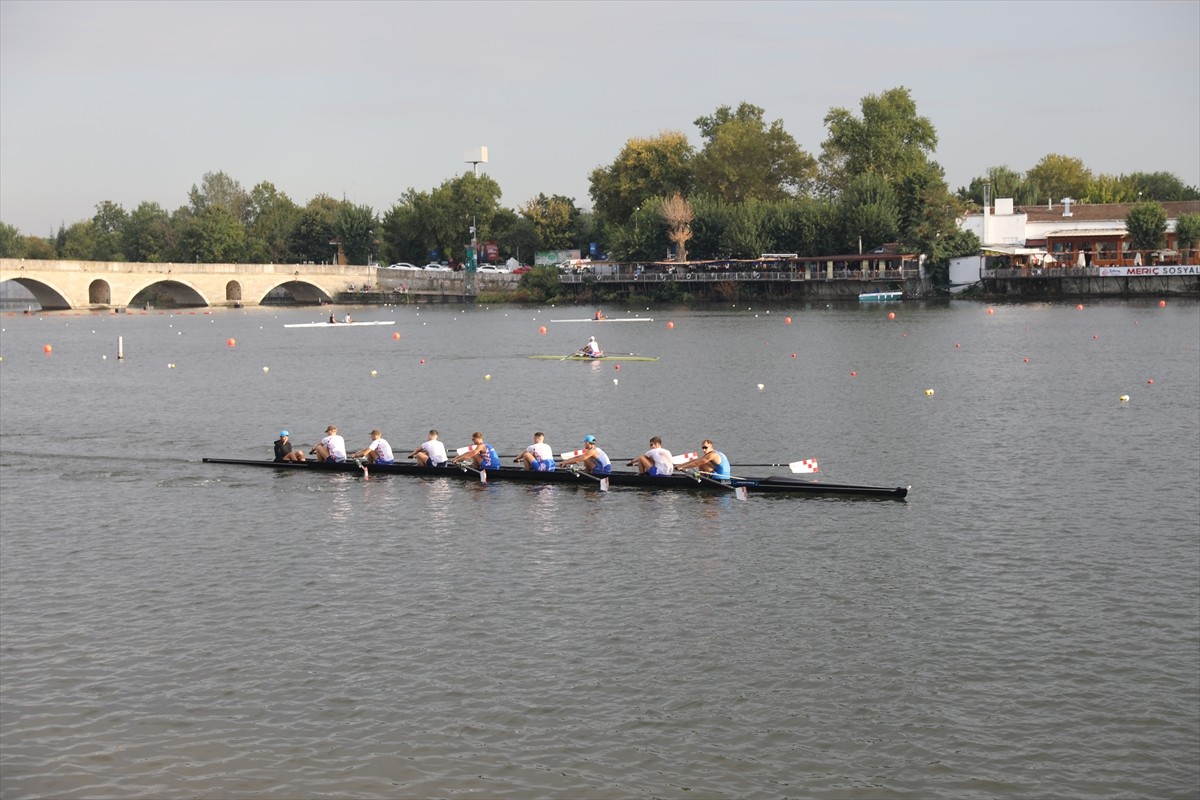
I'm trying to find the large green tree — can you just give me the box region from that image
[520,193,579,250]
[289,195,342,264]
[332,203,377,265]
[1125,202,1168,252]
[837,173,899,253]
[123,201,174,262]
[691,102,816,203]
[588,131,694,227]
[0,222,23,257]
[188,170,251,224]
[245,182,301,263]
[1174,213,1200,263]
[1025,154,1092,202]
[819,86,938,197]
[91,201,128,261]
[60,220,99,260]
[178,206,246,262]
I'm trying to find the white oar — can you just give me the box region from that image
[567,465,609,492]
[729,458,820,474]
[453,445,487,483]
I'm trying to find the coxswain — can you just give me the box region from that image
[273,430,306,462]
[593,308,608,321]
[674,439,731,479]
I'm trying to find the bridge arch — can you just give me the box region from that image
[256,279,333,305]
[226,280,242,303]
[124,279,210,308]
[89,279,111,305]
[2,277,72,310]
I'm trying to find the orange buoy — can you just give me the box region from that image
[1158,300,1166,307]
[539,326,547,334]
[43,344,52,354]
[791,353,796,358]
[1147,379,1154,384]
[955,343,961,348]
[226,338,236,347]
[784,316,792,325]
[888,312,895,320]
[850,371,857,377]
[1076,304,1084,310]
[667,321,674,329]
[987,308,994,315]
[1024,358,1030,363]
[392,332,400,340]
[419,359,425,364]
[614,364,620,370]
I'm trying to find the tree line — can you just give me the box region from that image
[2,87,1196,277]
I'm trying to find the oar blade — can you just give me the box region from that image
[789,458,819,474]
[600,477,610,492]
[734,486,748,501]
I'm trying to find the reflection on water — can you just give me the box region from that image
[1,301,1197,798]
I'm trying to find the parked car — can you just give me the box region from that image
[423,263,452,272]
[477,265,510,274]
[385,262,421,271]
[512,266,531,274]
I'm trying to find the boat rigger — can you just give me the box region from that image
[201,458,909,500]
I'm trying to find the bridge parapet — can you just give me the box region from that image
[0,258,375,310]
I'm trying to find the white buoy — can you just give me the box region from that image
[757,383,765,390]
[118,335,124,360]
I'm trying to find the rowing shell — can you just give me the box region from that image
[284,321,396,328]
[549,318,655,323]
[201,458,909,499]
[527,354,660,362]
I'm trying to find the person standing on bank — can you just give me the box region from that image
[312,425,347,463]
[274,430,306,462]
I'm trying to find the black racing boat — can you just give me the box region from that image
[202,458,909,500]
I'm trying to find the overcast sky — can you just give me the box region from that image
[2,0,1197,236]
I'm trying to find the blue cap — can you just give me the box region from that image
[582,435,596,443]
[280,430,289,437]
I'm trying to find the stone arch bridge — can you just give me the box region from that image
[0,258,377,310]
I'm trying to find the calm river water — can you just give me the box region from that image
[1,298,1197,799]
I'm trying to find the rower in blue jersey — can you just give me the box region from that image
[674,439,731,479]
[452,431,501,471]
[560,435,612,475]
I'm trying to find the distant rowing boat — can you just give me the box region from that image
[528,352,662,362]
[284,321,396,328]
[549,318,655,323]
[202,457,909,500]
[858,291,902,302]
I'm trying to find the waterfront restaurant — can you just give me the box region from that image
[959,199,1200,266]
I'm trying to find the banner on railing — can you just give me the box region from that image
[1098,265,1200,277]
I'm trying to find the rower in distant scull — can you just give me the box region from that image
[578,336,603,358]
